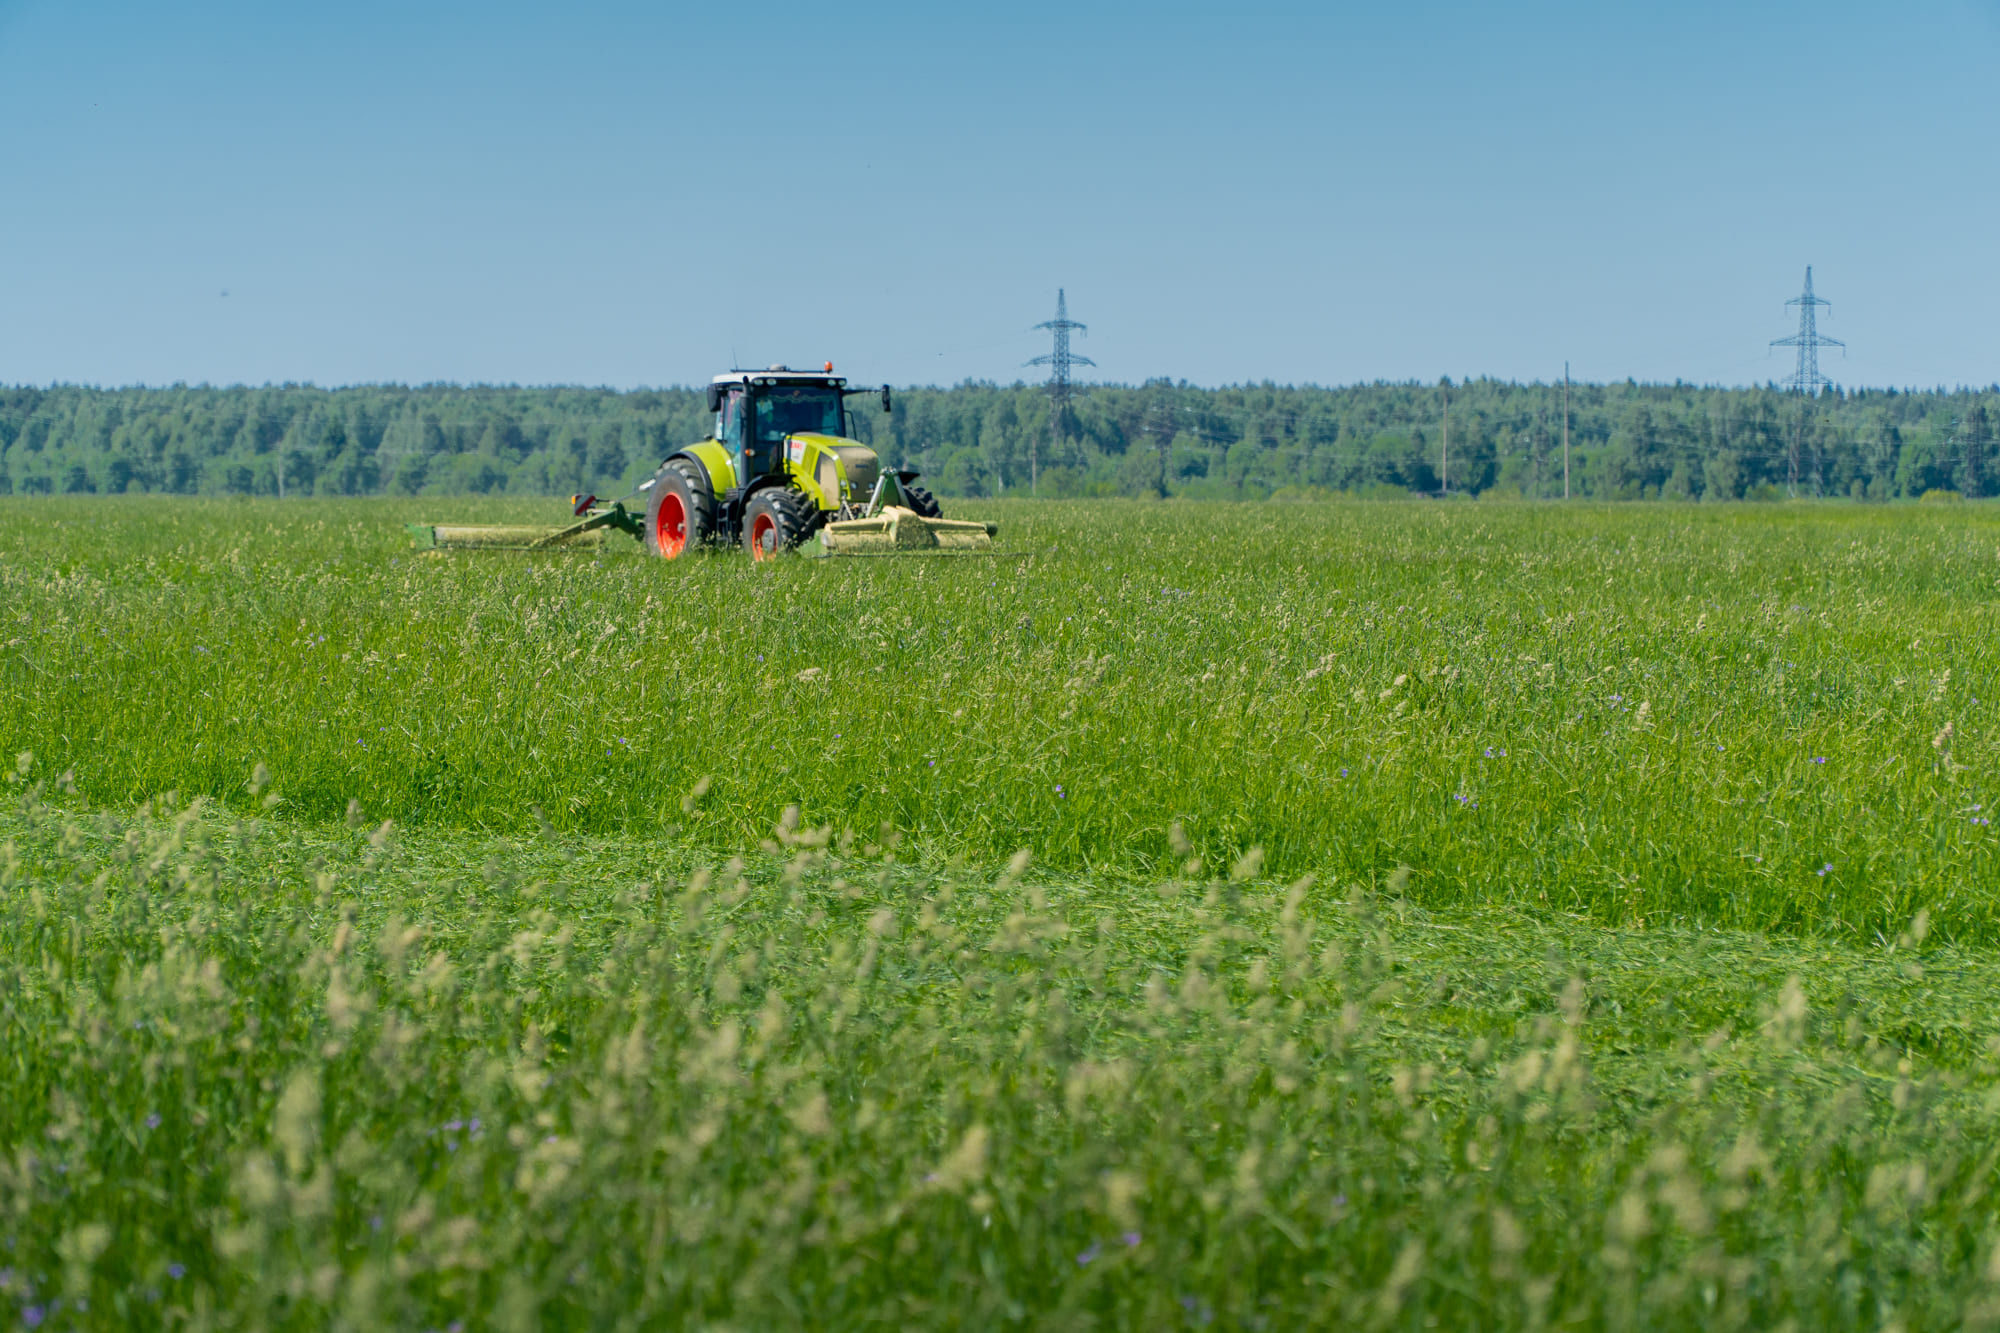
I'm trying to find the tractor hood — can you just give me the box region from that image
[784,433,879,507]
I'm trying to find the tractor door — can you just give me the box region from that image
[719,387,748,479]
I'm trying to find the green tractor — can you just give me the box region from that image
[408,366,996,558]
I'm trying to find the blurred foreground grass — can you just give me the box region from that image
[7,779,2000,1329]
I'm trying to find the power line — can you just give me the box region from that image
[1025,289,1094,496]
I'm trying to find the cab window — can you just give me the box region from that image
[754,386,843,445]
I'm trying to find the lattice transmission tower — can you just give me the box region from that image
[1025,289,1094,495]
[1770,266,1845,496]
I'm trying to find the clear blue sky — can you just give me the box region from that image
[1,0,1995,390]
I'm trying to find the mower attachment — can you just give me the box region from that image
[806,506,999,557]
[406,500,644,552]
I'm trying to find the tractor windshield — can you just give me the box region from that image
[754,386,844,445]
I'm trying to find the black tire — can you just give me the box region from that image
[902,483,943,518]
[742,487,820,561]
[645,459,714,559]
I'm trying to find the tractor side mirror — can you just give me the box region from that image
[705,384,724,414]
[879,385,892,414]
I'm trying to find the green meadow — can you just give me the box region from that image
[3,495,2000,1329]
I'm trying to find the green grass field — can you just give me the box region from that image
[3,495,2000,1329]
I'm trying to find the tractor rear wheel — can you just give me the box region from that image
[646,459,713,559]
[903,483,943,518]
[743,488,819,561]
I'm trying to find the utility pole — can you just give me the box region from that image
[1770,266,1844,498]
[1026,289,1095,497]
[1440,380,1450,496]
[1532,411,1544,499]
[1562,363,1571,499]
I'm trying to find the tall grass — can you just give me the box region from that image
[6,783,2000,1329]
[2,496,1994,942]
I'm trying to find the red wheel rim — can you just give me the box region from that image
[749,512,778,561]
[655,492,687,558]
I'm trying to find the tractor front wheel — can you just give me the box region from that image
[743,488,819,561]
[902,483,944,519]
[646,459,714,559]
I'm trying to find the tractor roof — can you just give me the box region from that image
[711,365,847,388]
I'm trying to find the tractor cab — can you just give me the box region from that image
[705,367,883,489]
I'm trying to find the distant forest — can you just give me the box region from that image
[0,378,1993,502]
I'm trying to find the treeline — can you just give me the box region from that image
[1,378,1994,502]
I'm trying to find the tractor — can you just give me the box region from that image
[407,365,996,558]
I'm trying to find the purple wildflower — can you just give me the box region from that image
[23,1306,45,1327]
[1122,1231,1142,1247]
[1810,756,1827,765]
[145,1113,160,1130]
[167,1263,186,1280]
[1076,1243,1101,1266]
